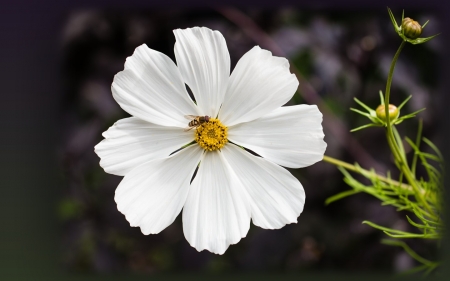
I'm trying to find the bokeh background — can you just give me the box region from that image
[59,7,442,273]
[2,1,450,281]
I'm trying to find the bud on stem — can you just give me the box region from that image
[402,17,422,39]
[376,104,399,121]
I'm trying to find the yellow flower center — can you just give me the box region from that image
[194,118,228,151]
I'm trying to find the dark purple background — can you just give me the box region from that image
[1,1,450,280]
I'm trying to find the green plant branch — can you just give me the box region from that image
[323,9,442,275]
[385,41,406,162]
[322,155,418,193]
[411,120,423,174]
[383,41,435,218]
[381,239,439,267]
[363,221,439,239]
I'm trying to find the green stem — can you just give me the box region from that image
[384,41,435,217]
[322,155,417,193]
[385,41,405,162]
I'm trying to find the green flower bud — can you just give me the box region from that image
[402,17,422,39]
[376,104,399,121]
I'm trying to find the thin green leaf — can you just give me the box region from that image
[411,120,423,174]
[422,19,430,28]
[387,7,400,32]
[397,205,413,211]
[397,95,412,110]
[393,119,404,125]
[398,172,404,187]
[421,162,441,177]
[342,177,366,192]
[353,97,374,112]
[363,220,438,238]
[405,107,426,117]
[399,264,429,275]
[406,215,436,230]
[420,152,443,163]
[350,123,380,132]
[405,137,439,183]
[423,137,444,161]
[381,200,404,208]
[424,264,439,276]
[377,190,398,196]
[412,205,440,225]
[411,34,440,45]
[415,214,441,227]
[325,189,361,205]
[392,126,406,161]
[383,232,439,239]
[405,137,418,152]
[396,108,426,123]
[381,239,436,266]
[337,166,354,179]
[363,221,419,235]
[350,108,373,118]
[379,90,385,104]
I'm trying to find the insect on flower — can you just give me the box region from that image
[95,27,326,255]
[184,115,211,131]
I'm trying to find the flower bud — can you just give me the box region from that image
[376,104,399,121]
[402,17,422,39]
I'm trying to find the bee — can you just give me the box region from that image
[184,115,211,131]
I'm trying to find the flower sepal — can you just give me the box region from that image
[350,91,425,132]
[388,7,439,45]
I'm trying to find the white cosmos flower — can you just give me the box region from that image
[95,27,327,255]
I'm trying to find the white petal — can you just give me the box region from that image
[222,144,305,229]
[219,46,299,126]
[112,44,198,128]
[115,145,203,235]
[174,27,230,117]
[182,150,250,254]
[228,105,326,168]
[94,117,194,176]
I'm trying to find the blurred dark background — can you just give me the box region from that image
[2,1,450,281]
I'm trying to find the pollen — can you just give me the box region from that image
[195,118,228,151]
